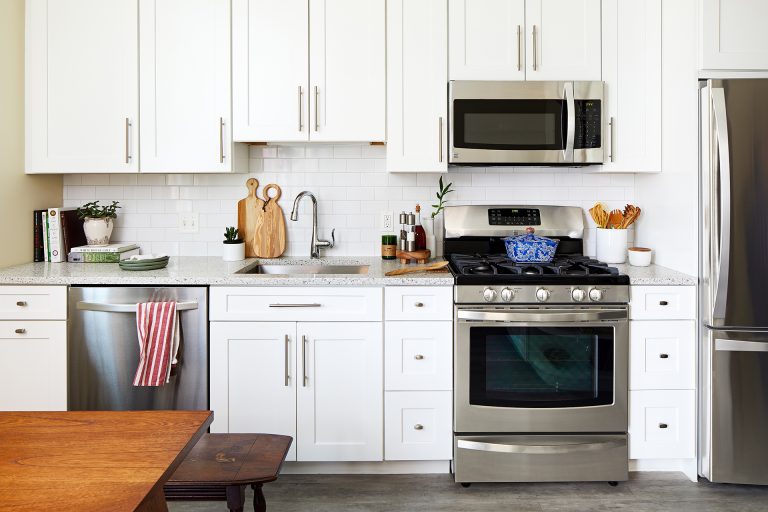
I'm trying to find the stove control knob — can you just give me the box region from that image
[483,288,497,302]
[589,288,604,302]
[571,288,587,302]
[500,288,515,302]
[536,288,551,302]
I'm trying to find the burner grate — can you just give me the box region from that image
[449,253,620,278]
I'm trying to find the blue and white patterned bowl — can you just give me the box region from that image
[503,228,559,263]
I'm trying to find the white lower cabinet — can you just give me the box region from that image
[385,321,452,391]
[385,391,452,461]
[0,321,67,411]
[629,390,695,460]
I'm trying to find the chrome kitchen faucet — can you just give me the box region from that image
[290,191,335,258]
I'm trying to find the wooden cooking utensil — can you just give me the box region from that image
[253,183,287,258]
[237,178,264,257]
[385,260,449,276]
[609,209,624,229]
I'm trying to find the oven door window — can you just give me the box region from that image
[469,326,614,408]
[453,99,567,150]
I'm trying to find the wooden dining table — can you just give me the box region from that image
[0,410,212,511]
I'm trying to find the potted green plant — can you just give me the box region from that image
[427,177,454,254]
[76,201,121,246]
[222,226,245,261]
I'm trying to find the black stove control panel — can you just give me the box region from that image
[488,208,541,226]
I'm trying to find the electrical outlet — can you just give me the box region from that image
[178,212,199,233]
[381,211,394,232]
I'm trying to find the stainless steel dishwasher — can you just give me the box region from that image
[68,286,208,411]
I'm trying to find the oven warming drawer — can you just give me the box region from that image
[454,434,628,483]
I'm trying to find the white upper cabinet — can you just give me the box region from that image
[700,0,768,72]
[26,0,139,173]
[449,0,526,80]
[140,0,244,173]
[233,0,309,142]
[600,0,661,173]
[233,0,385,143]
[309,0,386,142]
[386,0,448,173]
[525,0,602,81]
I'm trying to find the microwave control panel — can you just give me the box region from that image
[574,100,601,149]
[488,208,541,226]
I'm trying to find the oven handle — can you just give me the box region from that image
[457,309,627,323]
[457,438,625,455]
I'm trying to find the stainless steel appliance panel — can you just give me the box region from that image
[68,286,208,411]
[454,434,628,483]
[454,306,628,433]
[444,204,584,239]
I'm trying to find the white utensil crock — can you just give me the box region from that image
[596,228,627,263]
[222,242,245,262]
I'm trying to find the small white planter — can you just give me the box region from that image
[222,241,245,262]
[424,217,437,255]
[596,228,628,264]
[83,217,114,246]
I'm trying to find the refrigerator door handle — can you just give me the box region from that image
[711,86,732,323]
[716,338,768,353]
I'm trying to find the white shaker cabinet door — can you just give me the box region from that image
[525,0,601,81]
[26,0,139,173]
[210,322,297,461]
[449,0,526,81]
[386,0,448,173]
[232,0,309,142]
[701,0,768,71]
[296,322,383,461]
[309,0,386,142]
[140,0,240,173]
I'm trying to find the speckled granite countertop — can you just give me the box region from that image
[0,257,455,286]
[0,257,695,287]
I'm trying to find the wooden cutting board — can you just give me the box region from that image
[254,183,287,258]
[237,178,264,258]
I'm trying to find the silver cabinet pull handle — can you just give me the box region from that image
[14,328,26,334]
[659,353,669,359]
[517,25,522,71]
[314,86,319,132]
[532,25,538,71]
[302,335,308,387]
[414,424,424,430]
[414,302,424,308]
[298,86,304,132]
[659,423,668,429]
[269,303,322,308]
[414,354,424,360]
[438,117,443,163]
[124,118,131,163]
[284,334,290,387]
[219,117,225,163]
[608,117,615,162]
[16,301,27,307]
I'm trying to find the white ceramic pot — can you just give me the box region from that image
[222,241,245,262]
[596,228,628,263]
[628,247,652,266]
[83,217,114,246]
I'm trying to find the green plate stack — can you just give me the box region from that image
[119,256,170,271]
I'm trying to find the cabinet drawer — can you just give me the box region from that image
[630,321,695,390]
[630,286,695,320]
[629,390,695,460]
[385,287,453,321]
[210,287,382,322]
[385,321,452,391]
[385,391,452,461]
[0,286,67,320]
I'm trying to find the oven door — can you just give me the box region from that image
[454,306,628,433]
[449,80,604,165]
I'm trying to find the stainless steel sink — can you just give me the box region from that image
[237,264,370,275]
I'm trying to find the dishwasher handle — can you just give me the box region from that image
[76,301,199,313]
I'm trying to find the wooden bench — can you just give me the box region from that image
[164,433,292,512]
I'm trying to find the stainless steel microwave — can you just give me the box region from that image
[449,80,605,165]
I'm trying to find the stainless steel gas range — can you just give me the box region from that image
[445,205,630,484]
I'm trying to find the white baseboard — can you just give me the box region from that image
[630,458,698,482]
[280,460,452,475]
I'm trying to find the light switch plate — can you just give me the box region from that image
[178,212,199,233]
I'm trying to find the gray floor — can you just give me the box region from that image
[168,472,768,511]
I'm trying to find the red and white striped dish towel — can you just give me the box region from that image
[133,301,180,387]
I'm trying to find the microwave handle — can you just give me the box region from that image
[563,82,575,162]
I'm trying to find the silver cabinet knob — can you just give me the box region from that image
[536,288,551,302]
[589,288,604,302]
[14,328,26,334]
[414,424,424,430]
[483,288,497,302]
[16,301,27,307]
[659,353,669,359]
[414,302,424,308]
[500,288,515,302]
[414,354,424,360]
[659,423,669,429]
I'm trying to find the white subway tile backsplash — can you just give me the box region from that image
[65,144,637,257]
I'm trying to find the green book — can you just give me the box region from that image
[68,248,140,263]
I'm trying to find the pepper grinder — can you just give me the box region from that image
[406,212,417,251]
[399,212,408,251]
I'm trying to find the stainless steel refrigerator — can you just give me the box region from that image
[700,79,768,485]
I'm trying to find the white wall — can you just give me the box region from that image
[62,146,636,257]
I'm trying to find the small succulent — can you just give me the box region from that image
[76,200,121,219]
[431,176,454,219]
[223,226,242,243]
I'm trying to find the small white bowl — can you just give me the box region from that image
[628,247,652,267]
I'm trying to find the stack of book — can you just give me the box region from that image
[33,208,87,263]
[68,243,140,263]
